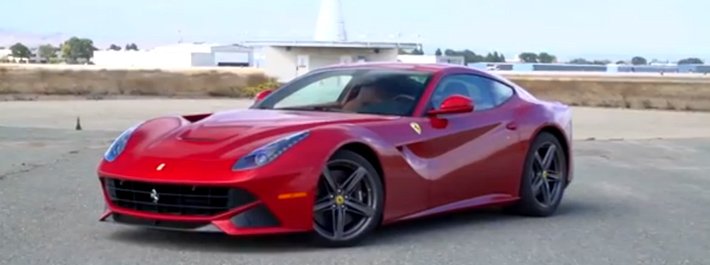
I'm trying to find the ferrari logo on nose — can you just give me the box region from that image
[150,189,159,203]
[410,122,422,135]
[156,163,165,171]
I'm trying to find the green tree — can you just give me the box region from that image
[591,60,611,65]
[125,43,138,50]
[61,37,97,63]
[567,58,611,65]
[615,60,626,64]
[537,52,556,63]
[10,43,31,59]
[484,51,505,62]
[108,44,121,51]
[484,52,494,62]
[444,49,484,64]
[567,58,590,64]
[677,57,703,64]
[434,48,442,56]
[518,52,538,63]
[38,44,58,61]
[398,48,424,55]
[631,56,647,65]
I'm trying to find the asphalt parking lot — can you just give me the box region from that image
[1,100,710,265]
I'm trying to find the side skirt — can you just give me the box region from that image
[384,193,519,224]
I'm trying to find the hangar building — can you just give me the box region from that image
[90,0,422,82]
[243,0,421,82]
[92,43,253,68]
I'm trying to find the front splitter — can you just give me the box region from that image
[100,212,223,233]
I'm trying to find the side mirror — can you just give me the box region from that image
[427,94,474,115]
[254,89,274,103]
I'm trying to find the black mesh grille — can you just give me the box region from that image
[103,178,257,216]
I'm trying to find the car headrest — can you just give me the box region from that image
[442,81,469,97]
[359,76,416,98]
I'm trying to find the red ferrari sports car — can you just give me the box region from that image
[98,62,573,247]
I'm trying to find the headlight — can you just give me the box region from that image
[104,123,141,162]
[232,130,310,170]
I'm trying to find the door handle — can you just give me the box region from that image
[505,122,517,130]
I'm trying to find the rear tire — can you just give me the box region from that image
[506,132,568,217]
[310,150,384,247]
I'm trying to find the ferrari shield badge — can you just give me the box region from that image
[410,122,422,135]
[156,163,166,171]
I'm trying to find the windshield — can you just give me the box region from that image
[252,68,434,116]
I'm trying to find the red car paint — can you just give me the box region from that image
[97,63,573,236]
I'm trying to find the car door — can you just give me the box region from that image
[408,73,521,208]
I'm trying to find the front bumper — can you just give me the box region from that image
[96,136,330,235]
[97,163,320,236]
[99,202,302,235]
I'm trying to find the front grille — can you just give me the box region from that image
[103,178,257,216]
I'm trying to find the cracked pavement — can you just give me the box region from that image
[0,127,117,181]
[1,99,710,265]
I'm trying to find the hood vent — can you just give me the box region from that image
[178,124,252,142]
[182,113,213,123]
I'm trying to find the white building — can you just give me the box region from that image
[245,40,419,82]
[241,0,421,82]
[89,0,421,81]
[396,54,465,65]
[92,43,253,68]
[0,46,43,63]
[0,48,11,60]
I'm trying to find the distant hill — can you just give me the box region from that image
[0,29,69,47]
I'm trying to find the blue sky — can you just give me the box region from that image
[1,0,708,60]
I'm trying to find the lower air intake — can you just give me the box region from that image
[104,178,256,216]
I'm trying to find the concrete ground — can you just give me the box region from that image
[1,99,709,265]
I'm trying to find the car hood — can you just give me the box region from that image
[131,109,394,160]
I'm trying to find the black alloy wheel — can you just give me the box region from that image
[507,132,568,217]
[311,150,384,247]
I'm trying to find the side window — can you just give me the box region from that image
[273,75,352,108]
[490,81,515,105]
[408,75,429,84]
[429,74,498,111]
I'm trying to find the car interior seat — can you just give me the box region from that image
[439,81,493,110]
[441,81,470,98]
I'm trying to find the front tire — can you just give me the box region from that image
[507,132,568,217]
[310,150,384,247]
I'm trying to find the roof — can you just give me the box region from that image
[302,62,515,89]
[317,62,478,73]
[151,43,252,53]
[241,40,420,49]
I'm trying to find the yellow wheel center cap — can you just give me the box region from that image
[334,195,345,205]
[542,171,548,179]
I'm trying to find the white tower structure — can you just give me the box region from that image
[314,0,347,42]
